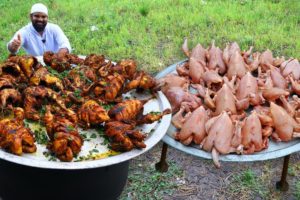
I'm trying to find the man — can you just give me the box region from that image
[7,3,71,56]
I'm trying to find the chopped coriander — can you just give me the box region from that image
[149,111,161,115]
[73,89,82,99]
[66,125,75,132]
[34,130,49,145]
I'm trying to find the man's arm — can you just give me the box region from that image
[7,33,23,55]
[54,24,71,54]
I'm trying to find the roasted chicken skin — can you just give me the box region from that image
[44,106,83,162]
[0,108,36,155]
[136,109,171,125]
[105,121,146,151]
[0,88,22,108]
[78,100,110,128]
[83,54,105,70]
[108,99,145,122]
[91,74,125,102]
[30,67,64,91]
[8,55,39,78]
[23,86,68,121]
[124,71,156,92]
[110,59,137,80]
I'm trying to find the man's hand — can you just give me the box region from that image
[57,48,69,58]
[9,34,21,53]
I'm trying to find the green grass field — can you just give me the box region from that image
[0,0,299,72]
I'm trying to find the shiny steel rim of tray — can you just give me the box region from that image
[157,60,300,162]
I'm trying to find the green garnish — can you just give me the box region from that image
[34,130,49,145]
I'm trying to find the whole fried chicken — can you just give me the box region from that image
[78,100,110,128]
[30,67,64,91]
[105,121,146,151]
[108,99,146,122]
[44,106,83,161]
[124,71,156,93]
[110,59,137,80]
[0,108,36,155]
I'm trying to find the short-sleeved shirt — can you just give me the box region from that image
[7,22,71,56]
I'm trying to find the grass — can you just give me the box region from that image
[228,169,267,199]
[296,181,300,200]
[290,162,300,200]
[225,161,300,200]
[119,161,183,200]
[0,0,299,73]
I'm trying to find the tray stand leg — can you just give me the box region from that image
[155,142,169,172]
[276,154,290,191]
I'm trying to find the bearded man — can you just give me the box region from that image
[7,3,71,56]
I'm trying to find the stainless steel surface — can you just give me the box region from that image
[0,57,172,169]
[157,60,300,162]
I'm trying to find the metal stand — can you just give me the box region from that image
[155,142,169,172]
[156,142,292,191]
[276,155,290,191]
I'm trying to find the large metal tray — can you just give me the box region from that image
[156,60,300,162]
[0,57,172,169]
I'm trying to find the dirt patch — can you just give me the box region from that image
[121,142,300,200]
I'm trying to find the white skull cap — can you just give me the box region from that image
[31,3,48,16]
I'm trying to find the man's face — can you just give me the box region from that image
[30,12,48,32]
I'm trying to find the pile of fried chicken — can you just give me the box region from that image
[157,39,300,168]
[0,52,170,162]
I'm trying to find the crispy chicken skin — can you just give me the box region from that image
[105,121,146,151]
[44,106,83,162]
[0,108,36,155]
[124,71,156,92]
[78,100,110,128]
[108,99,144,122]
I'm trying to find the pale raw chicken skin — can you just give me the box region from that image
[281,59,300,80]
[226,50,247,79]
[214,84,237,115]
[156,74,189,93]
[175,106,208,145]
[241,112,267,154]
[190,44,207,64]
[269,66,287,89]
[236,72,260,106]
[202,112,234,154]
[206,41,226,74]
[164,87,201,113]
[270,102,300,142]
[189,57,205,83]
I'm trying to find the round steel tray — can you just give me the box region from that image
[0,57,172,169]
[156,60,300,162]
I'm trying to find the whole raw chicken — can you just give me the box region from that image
[175,106,208,145]
[236,72,262,108]
[241,111,268,154]
[164,86,201,113]
[270,102,300,142]
[201,112,239,168]
[206,41,226,74]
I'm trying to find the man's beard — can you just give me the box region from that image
[32,22,47,32]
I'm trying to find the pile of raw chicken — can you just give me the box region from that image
[157,39,300,168]
[0,52,170,162]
